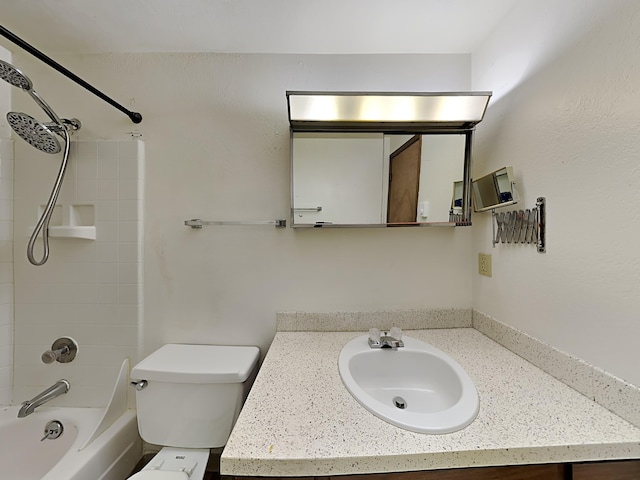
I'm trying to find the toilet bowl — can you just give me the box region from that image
[127,344,260,480]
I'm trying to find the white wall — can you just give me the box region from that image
[471,1,640,385]
[6,53,473,386]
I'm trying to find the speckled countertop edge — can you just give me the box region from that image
[221,329,640,476]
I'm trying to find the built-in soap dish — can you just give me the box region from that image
[28,204,96,240]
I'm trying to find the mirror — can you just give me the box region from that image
[472,166,518,212]
[291,132,471,227]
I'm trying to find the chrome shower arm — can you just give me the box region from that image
[27,89,63,125]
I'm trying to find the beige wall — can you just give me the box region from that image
[472,0,640,385]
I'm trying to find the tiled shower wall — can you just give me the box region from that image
[0,139,13,406]
[12,139,143,407]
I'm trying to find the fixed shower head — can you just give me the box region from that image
[6,111,62,154]
[0,59,33,90]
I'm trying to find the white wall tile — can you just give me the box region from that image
[0,242,12,262]
[117,140,141,161]
[98,263,118,284]
[0,97,13,407]
[118,200,140,221]
[118,222,140,242]
[96,221,118,242]
[0,222,12,243]
[0,367,12,399]
[118,263,140,284]
[118,284,141,305]
[0,283,13,304]
[0,323,12,344]
[12,139,143,407]
[98,283,118,304]
[118,242,142,263]
[97,140,119,162]
[97,155,118,180]
[0,262,12,283]
[118,157,139,179]
[15,303,118,326]
[118,180,140,200]
[0,303,13,326]
[0,345,12,365]
[0,200,12,221]
[76,180,98,202]
[77,158,98,183]
[97,201,118,222]
[0,178,12,200]
[97,242,118,263]
[0,141,14,179]
[97,179,118,200]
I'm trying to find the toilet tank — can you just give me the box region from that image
[131,344,260,448]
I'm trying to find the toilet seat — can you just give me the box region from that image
[128,471,189,480]
[127,447,209,480]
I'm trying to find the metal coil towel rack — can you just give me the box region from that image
[492,197,546,253]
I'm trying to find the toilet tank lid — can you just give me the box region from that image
[131,344,260,384]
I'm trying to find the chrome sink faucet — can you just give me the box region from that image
[17,379,70,418]
[368,327,404,350]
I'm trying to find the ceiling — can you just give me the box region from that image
[0,0,517,55]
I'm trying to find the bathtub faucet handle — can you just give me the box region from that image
[42,337,78,364]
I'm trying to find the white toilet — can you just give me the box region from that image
[128,343,260,480]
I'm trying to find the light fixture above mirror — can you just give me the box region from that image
[287,91,492,132]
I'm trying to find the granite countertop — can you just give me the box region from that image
[221,329,640,477]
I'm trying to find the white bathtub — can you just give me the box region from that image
[0,406,141,480]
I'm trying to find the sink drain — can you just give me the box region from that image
[393,396,407,409]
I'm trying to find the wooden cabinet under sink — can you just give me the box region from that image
[224,459,640,480]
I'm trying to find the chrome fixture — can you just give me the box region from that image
[184,218,286,229]
[0,59,81,265]
[368,327,404,350]
[41,337,78,364]
[18,379,70,418]
[492,197,546,253]
[41,420,64,441]
[130,379,148,391]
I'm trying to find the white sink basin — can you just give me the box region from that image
[338,334,479,434]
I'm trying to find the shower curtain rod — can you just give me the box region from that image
[0,24,142,124]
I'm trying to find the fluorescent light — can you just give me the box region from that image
[287,91,492,131]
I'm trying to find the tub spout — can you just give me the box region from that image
[17,379,70,418]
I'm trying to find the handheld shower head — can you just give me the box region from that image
[0,59,33,90]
